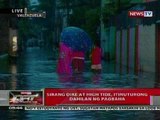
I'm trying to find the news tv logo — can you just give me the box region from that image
[128,11,153,18]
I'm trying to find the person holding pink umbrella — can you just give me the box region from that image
[57,26,92,75]
[57,42,73,74]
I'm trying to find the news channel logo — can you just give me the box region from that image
[9,90,43,106]
[128,10,153,18]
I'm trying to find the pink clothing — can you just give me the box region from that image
[91,47,102,65]
[72,51,85,59]
[57,43,73,74]
[72,51,85,73]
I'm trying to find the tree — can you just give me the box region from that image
[59,0,101,27]
[0,0,5,8]
[37,0,56,47]
[38,0,55,30]
[68,6,88,27]
[102,0,132,27]
[84,8,100,42]
[16,0,30,50]
[62,0,101,42]
[18,19,32,38]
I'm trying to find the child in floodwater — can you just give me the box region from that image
[90,40,102,73]
[72,51,85,73]
[57,42,73,74]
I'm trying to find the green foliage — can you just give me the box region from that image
[59,0,100,8]
[17,0,34,49]
[38,0,56,29]
[117,0,132,11]
[0,0,30,8]
[69,6,88,27]
[102,0,132,27]
[102,3,117,27]
[0,0,5,8]
[84,8,100,42]
[18,0,30,8]
[18,19,33,40]
[67,0,101,42]
[38,0,54,10]
[33,0,56,45]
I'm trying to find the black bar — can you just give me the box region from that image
[0,8,24,14]
[0,106,26,110]
[0,9,12,14]
[0,106,10,110]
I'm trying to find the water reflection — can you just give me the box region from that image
[0,47,159,120]
[58,74,87,88]
[0,82,6,90]
[10,64,18,90]
[91,74,101,84]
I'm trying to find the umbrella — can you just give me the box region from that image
[61,27,92,51]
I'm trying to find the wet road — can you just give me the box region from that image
[0,47,160,120]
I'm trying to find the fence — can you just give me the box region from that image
[103,1,160,74]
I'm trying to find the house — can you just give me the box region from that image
[101,0,160,76]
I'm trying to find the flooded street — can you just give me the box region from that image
[0,47,151,90]
[0,0,159,119]
[0,47,159,120]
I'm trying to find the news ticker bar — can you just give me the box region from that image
[23,106,160,110]
[1,89,160,107]
[3,106,160,111]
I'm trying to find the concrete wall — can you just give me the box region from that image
[115,24,156,74]
[139,24,156,73]
[116,31,121,64]
[101,0,157,74]
[121,29,128,74]
[101,26,116,60]
[116,31,121,73]
[128,27,136,74]
[109,27,116,60]
[100,0,111,58]
[101,26,109,57]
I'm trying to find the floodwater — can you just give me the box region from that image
[0,47,160,120]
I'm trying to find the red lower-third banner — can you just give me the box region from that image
[44,88,160,106]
